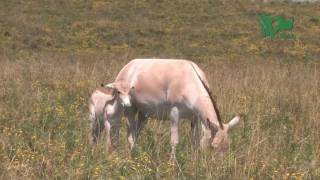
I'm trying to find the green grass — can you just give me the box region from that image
[0,0,319,179]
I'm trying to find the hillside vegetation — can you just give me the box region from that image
[0,0,319,179]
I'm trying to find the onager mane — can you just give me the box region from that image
[190,64,224,129]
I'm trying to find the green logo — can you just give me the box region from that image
[258,12,295,40]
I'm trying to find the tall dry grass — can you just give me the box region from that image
[0,52,319,179]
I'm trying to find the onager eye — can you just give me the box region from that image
[113,90,121,96]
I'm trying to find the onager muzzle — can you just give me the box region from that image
[212,116,240,152]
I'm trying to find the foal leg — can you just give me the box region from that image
[104,120,112,151]
[125,107,137,149]
[104,108,121,152]
[89,114,104,148]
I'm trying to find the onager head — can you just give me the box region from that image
[212,116,240,152]
[190,63,240,153]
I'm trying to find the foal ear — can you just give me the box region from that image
[104,82,131,95]
[228,116,240,130]
[103,83,118,97]
[105,83,116,89]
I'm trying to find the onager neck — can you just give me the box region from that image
[197,97,223,130]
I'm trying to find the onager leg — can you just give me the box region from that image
[200,120,212,150]
[191,117,200,149]
[136,111,147,140]
[170,106,179,161]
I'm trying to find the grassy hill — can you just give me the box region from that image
[0,0,319,179]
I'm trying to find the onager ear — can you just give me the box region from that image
[228,116,240,130]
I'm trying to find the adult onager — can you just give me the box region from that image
[88,87,122,150]
[104,59,240,159]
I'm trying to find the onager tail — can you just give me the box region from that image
[190,63,224,129]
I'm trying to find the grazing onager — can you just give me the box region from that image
[88,87,122,150]
[104,59,240,160]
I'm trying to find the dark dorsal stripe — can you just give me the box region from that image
[190,63,224,130]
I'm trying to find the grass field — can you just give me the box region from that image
[1,0,319,179]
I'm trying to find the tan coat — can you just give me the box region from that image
[105,59,240,159]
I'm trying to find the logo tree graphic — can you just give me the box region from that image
[258,12,294,39]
